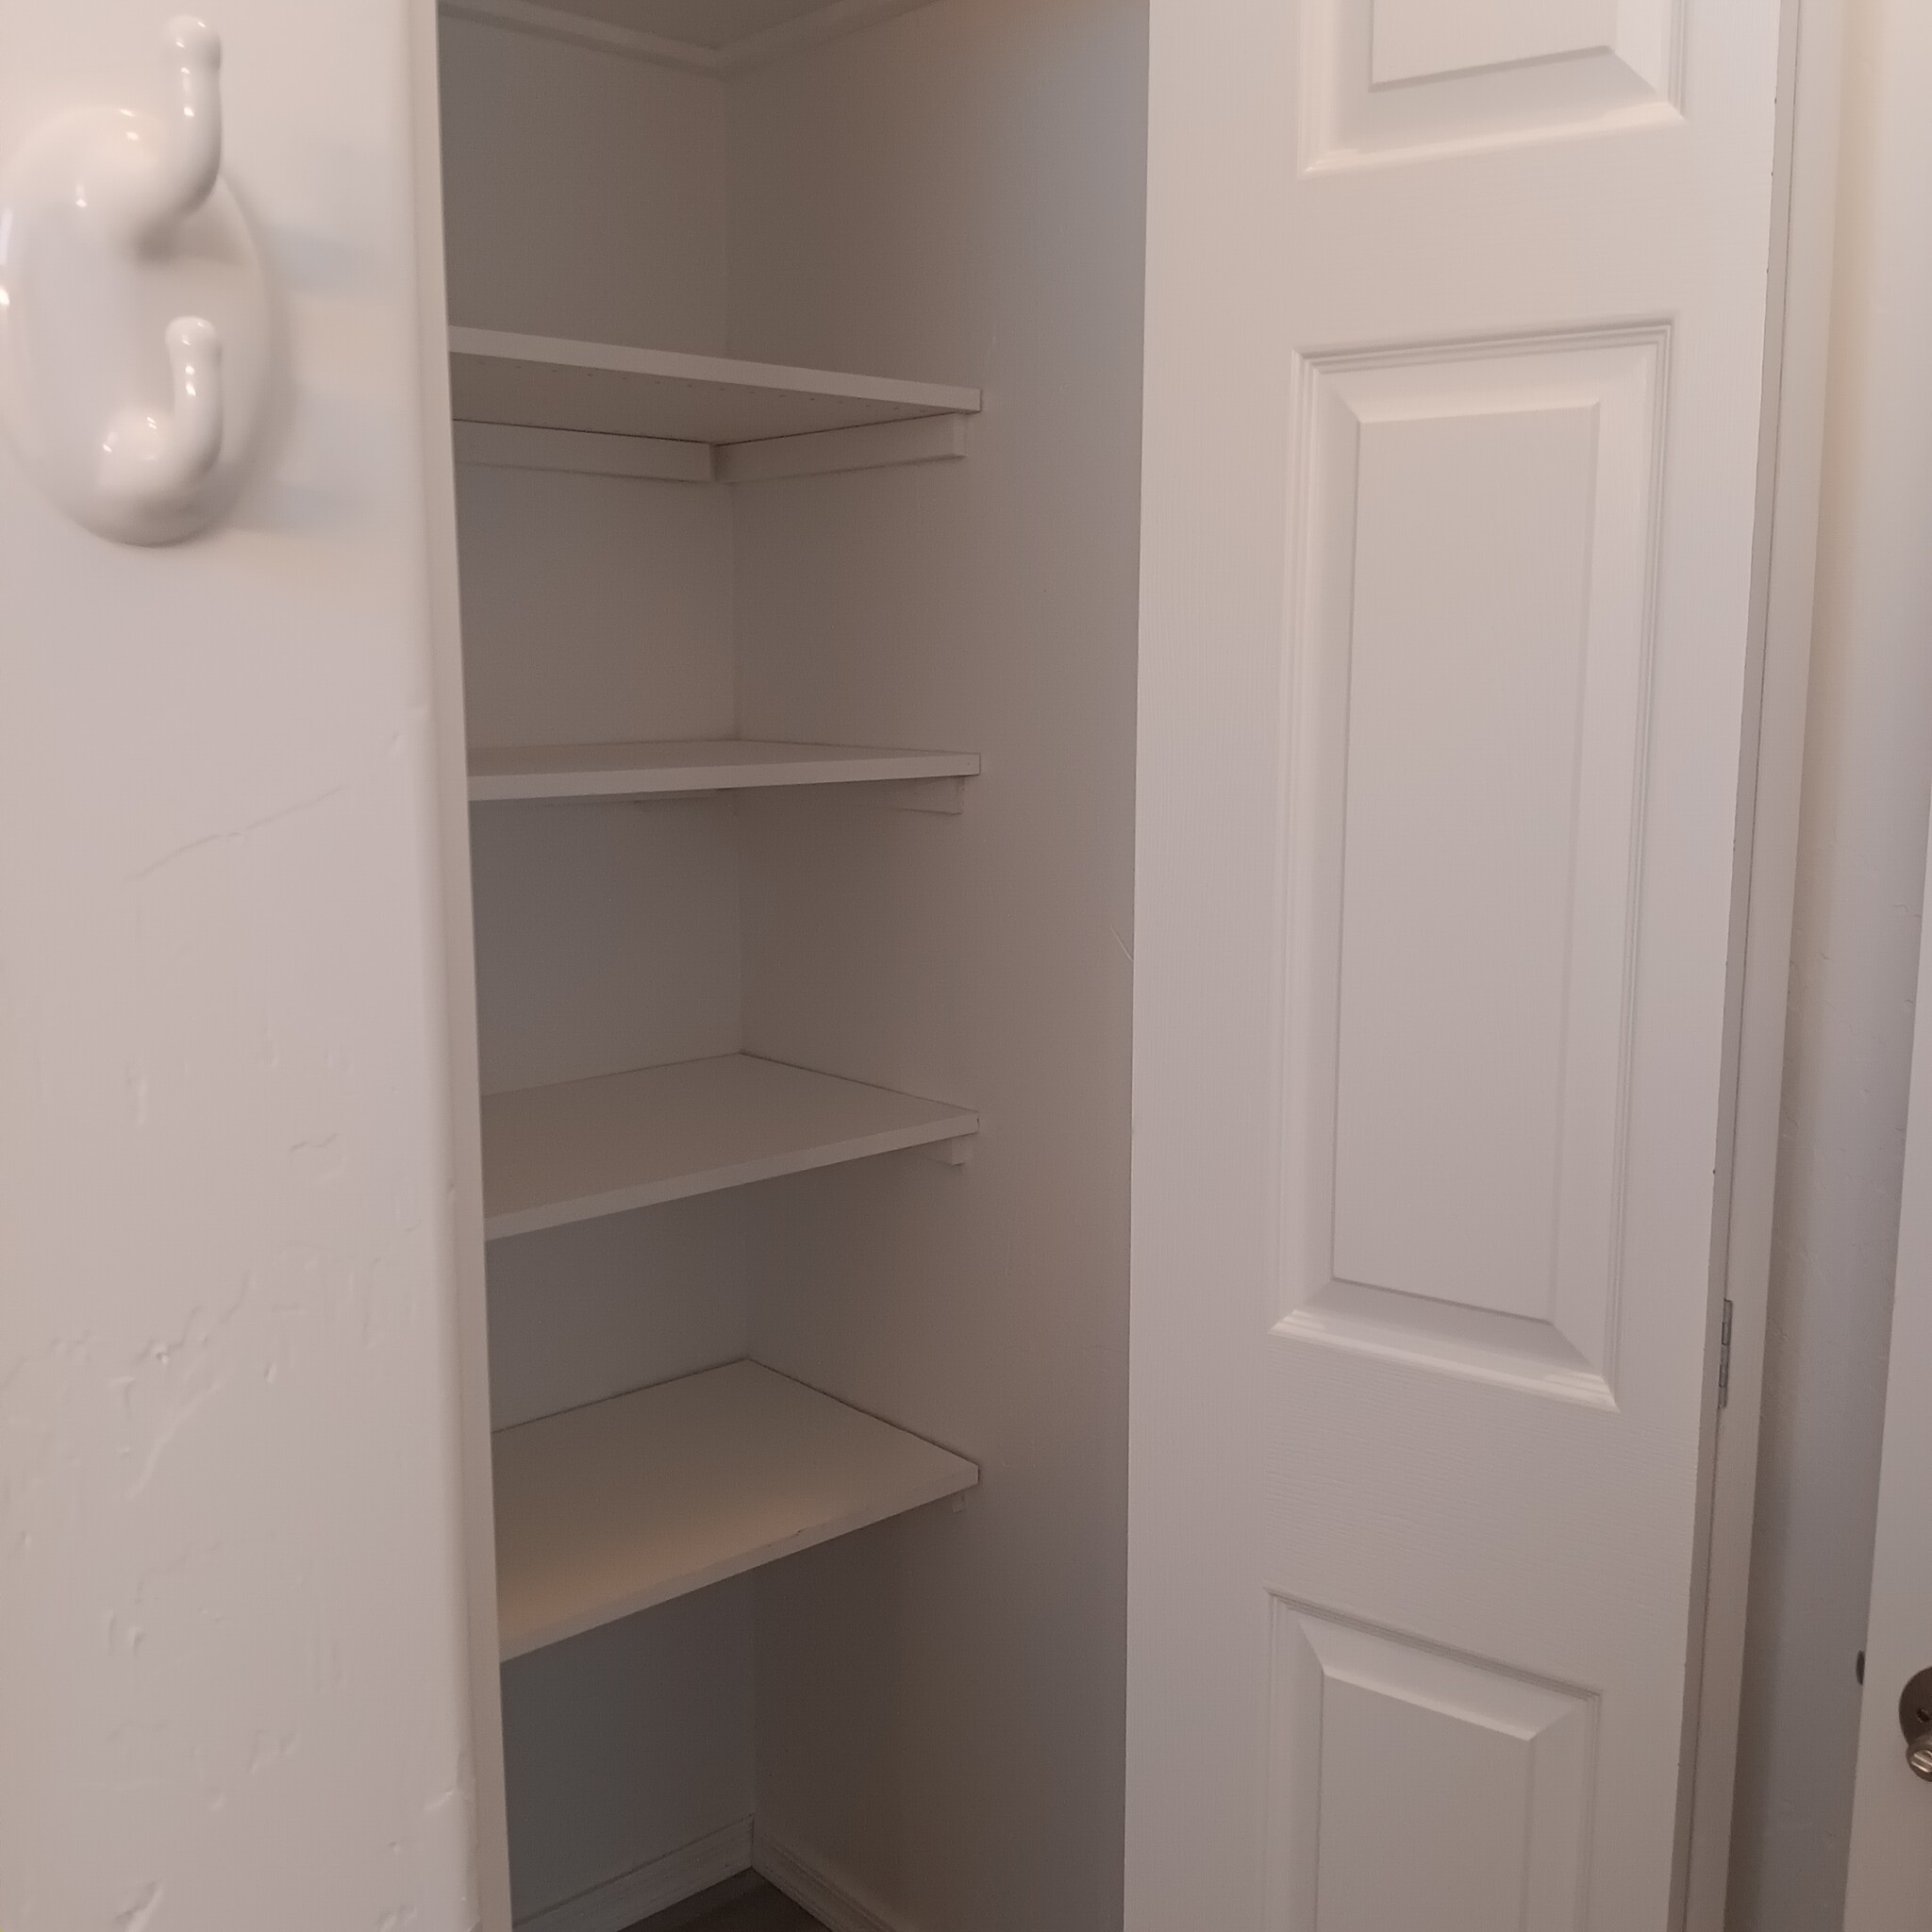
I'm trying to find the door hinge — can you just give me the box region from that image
[1718,1298,1735,1410]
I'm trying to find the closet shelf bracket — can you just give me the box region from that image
[714,411,968,484]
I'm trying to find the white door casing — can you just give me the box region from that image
[1840,5,1932,1874]
[1844,820,1932,1923]
[1130,1,1788,1927]
[0,6,505,1931]
[1826,0,1932,1912]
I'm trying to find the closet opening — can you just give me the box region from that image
[436,2,1146,1925]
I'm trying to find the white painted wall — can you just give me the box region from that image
[0,5,493,1930]
[1727,0,1932,1920]
[439,24,758,1923]
[727,2,1146,1924]
[500,1583,756,1923]
[440,20,729,352]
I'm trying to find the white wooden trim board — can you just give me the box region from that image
[409,0,515,1922]
[512,1822,755,1932]
[468,741,980,804]
[481,1054,979,1241]
[1682,0,1847,1917]
[754,1825,924,1932]
[493,1362,979,1657]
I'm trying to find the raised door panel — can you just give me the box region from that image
[1281,336,1664,1401]
[1268,1602,1597,1932]
[1368,0,1622,85]
[1305,0,1682,163]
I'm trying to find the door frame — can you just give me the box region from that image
[408,2,514,1928]
[1681,0,1847,1920]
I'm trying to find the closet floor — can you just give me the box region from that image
[628,1873,824,1932]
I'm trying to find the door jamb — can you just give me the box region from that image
[408,1,515,1926]
[1680,0,1848,1920]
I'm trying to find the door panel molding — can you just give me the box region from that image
[1301,0,1686,170]
[1267,1596,1600,1932]
[1276,327,1669,1407]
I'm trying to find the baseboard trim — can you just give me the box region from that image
[753,1827,922,1932]
[516,1820,754,1932]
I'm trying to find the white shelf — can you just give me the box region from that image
[449,327,980,446]
[493,1360,978,1658]
[469,739,981,804]
[482,1054,978,1240]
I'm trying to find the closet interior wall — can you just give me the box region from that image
[440,1,1146,1923]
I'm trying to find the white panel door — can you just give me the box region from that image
[0,7,506,1932]
[1129,0,1787,1924]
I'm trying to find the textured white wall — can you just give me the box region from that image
[0,5,491,1930]
[1728,0,1932,1920]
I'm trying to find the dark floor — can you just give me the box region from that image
[628,1873,824,1932]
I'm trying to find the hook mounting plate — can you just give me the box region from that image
[0,20,269,545]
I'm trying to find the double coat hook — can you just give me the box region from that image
[0,18,267,544]
[95,17,225,246]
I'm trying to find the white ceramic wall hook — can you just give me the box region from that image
[0,17,268,544]
[95,19,225,247]
[101,315,224,508]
